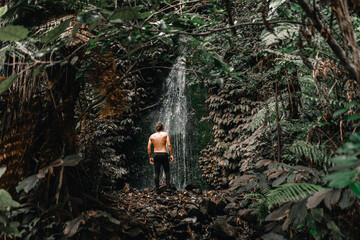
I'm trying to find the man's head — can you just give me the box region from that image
[155,122,164,132]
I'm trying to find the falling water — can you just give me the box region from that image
[154,54,189,190]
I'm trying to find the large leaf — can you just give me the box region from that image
[0,74,18,95]
[110,6,143,21]
[16,174,39,193]
[350,183,360,196]
[0,189,20,211]
[324,170,355,188]
[330,155,358,165]
[64,216,83,237]
[0,25,28,42]
[41,19,70,44]
[306,189,331,209]
[327,221,342,240]
[0,167,6,178]
[0,6,8,17]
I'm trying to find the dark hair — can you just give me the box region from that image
[155,122,164,131]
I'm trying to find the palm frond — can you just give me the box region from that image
[265,183,325,209]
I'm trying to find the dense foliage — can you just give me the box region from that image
[0,0,359,239]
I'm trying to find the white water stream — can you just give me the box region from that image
[154,55,189,189]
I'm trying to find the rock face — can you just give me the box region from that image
[111,185,257,239]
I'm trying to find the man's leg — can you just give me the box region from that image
[161,156,171,188]
[154,156,161,190]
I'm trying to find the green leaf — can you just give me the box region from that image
[345,114,360,121]
[349,133,360,143]
[0,5,8,17]
[350,183,360,196]
[16,174,39,193]
[333,108,348,117]
[336,142,360,153]
[327,221,341,240]
[330,155,358,165]
[290,3,302,11]
[324,170,355,188]
[110,6,142,21]
[72,23,81,37]
[0,167,5,178]
[0,25,28,42]
[310,208,323,222]
[76,11,101,25]
[41,19,70,44]
[0,189,20,211]
[0,74,18,95]
[33,66,43,77]
[138,11,152,19]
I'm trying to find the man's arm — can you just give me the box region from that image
[166,133,174,163]
[147,137,154,164]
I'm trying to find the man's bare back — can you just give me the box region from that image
[148,131,174,165]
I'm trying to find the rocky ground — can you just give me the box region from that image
[108,183,262,240]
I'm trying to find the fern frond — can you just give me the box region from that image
[265,183,325,209]
[289,140,329,164]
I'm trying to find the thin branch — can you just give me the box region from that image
[136,20,302,37]
[140,0,202,28]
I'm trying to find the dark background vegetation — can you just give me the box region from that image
[0,0,359,239]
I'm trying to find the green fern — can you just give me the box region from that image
[248,100,283,131]
[289,140,329,164]
[265,183,325,209]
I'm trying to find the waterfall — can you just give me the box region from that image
[154,54,189,190]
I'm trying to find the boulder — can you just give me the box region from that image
[212,220,238,239]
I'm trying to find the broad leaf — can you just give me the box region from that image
[306,189,331,209]
[330,155,358,165]
[327,221,342,240]
[41,19,70,44]
[0,74,18,95]
[0,167,5,178]
[0,189,20,211]
[0,25,28,42]
[324,170,355,188]
[332,108,348,117]
[110,6,142,21]
[16,174,39,193]
[64,216,83,237]
[345,114,360,121]
[310,208,323,222]
[0,6,8,17]
[350,183,360,196]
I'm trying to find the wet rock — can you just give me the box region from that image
[169,209,178,218]
[225,196,235,203]
[212,220,238,239]
[174,221,188,231]
[184,216,197,223]
[238,208,257,223]
[224,202,239,213]
[226,216,238,226]
[216,198,228,214]
[185,203,202,218]
[127,227,145,239]
[238,199,249,208]
[200,197,217,217]
[185,182,201,191]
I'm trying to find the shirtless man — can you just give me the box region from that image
[147,122,174,191]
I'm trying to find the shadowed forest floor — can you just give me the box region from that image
[106,185,259,240]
